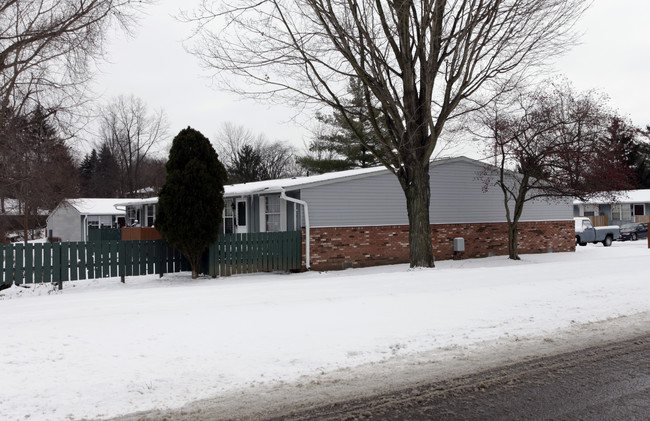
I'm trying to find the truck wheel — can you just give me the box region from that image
[603,235,613,247]
[632,233,638,241]
[576,236,587,246]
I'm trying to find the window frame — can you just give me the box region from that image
[633,204,645,217]
[223,199,234,234]
[264,195,282,232]
[612,203,632,221]
[145,204,156,227]
[87,215,100,229]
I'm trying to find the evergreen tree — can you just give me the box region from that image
[79,149,99,197]
[96,143,121,197]
[298,78,384,174]
[228,144,266,183]
[155,127,228,278]
[79,144,124,197]
[215,122,300,182]
[0,105,78,241]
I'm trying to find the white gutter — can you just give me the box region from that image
[280,190,311,270]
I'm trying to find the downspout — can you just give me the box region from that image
[280,190,311,270]
[83,215,88,242]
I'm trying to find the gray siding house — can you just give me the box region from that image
[220,156,570,231]
[46,199,133,242]
[126,156,574,270]
[573,190,650,226]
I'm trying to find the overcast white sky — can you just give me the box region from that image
[91,0,650,156]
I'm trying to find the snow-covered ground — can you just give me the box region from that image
[1,240,649,421]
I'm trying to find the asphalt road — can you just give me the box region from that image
[105,331,650,421]
[271,334,650,421]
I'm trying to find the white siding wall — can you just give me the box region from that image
[300,159,573,228]
[46,203,83,241]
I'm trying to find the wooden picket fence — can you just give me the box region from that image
[1,231,302,289]
[0,240,188,290]
[208,231,302,277]
[587,215,609,227]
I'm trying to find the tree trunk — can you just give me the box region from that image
[507,220,520,260]
[23,201,28,245]
[400,162,434,268]
[189,255,200,279]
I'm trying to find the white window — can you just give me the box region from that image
[294,203,301,230]
[612,204,632,221]
[100,215,112,228]
[223,199,234,234]
[582,204,598,216]
[87,215,100,229]
[145,204,156,227]
[265,196,281,232]
[127,207,139,226]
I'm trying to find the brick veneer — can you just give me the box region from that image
[303,220,575,271]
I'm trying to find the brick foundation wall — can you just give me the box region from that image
[303,220,575,271]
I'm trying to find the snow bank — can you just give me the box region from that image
[1,241,648,420]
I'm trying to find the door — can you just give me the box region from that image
[236,199,248,234]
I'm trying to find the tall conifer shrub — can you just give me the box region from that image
[156,127,227,278]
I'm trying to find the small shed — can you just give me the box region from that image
[46,198,134,242]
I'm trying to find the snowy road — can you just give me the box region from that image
[106,313,650,421]
[256,333,650,421]
[0,240,649,421]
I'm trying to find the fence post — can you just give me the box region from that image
[110,241,118,277]
[219,236,226,277]
[156,240,165,278]
[33,243,42,283]
[76,242,86,280]
[1,244,9,288]
[52,243,62,290]
[43,243,51,283]
[61,242,70,284]
[14,243,23,286]
[86,242,95,280]
[208,242,215,278]
[24,243,34,284]
[119,241,126,283]
[69,243,78,281]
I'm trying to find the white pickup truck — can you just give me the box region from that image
[574,217,620,247]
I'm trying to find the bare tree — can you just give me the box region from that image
[0,0,151,133]
[186,0,589,267]
[0,0,151,229]
[138,157,168,197]
[214,122,300,183]
[98,95,169,196]
[214,122,260,167]
[480,81,636,260]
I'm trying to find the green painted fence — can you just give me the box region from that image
[0,240,189,290]
[207,231,302,277]
[87,227,122,242]
[1,231,302,289]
